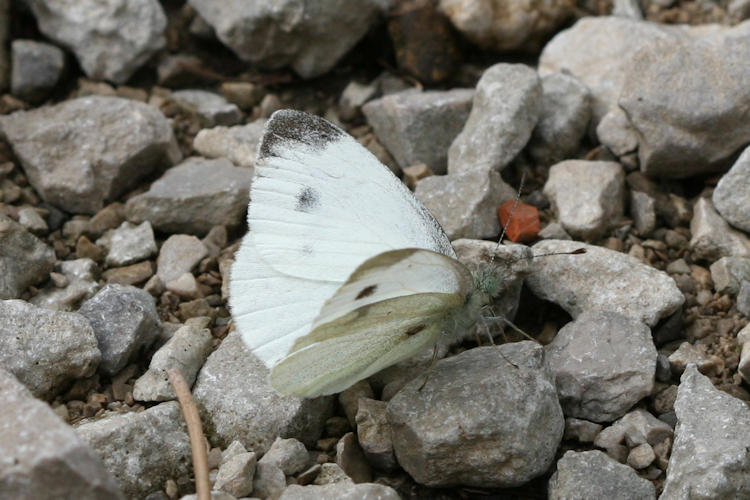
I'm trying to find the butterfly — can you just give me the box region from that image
[229,110,507,398]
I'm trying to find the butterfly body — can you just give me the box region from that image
[230,110,503,397]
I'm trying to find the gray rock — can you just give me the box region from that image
[96,221,157,266]
[355,398,397,470]
[714,145,750,232]
[280,482,400,499]
[188,0,389,79]
[132,324,212,402]
[77,284,161,376]
[738,324,750,383]
[387,343,563,487]
[0,96,180,214]
[661,365,750,499]
[604,408,673,449]
[171,90,242,127]
[612,0,643,19]
[667,342,710,375]
[314,463,350,485]
[564,417,603,443]
[362,88,473,174]
[0,300,100,399]
[192,119,265,168]
[76,402,191,499]
[437,0,574,52]
[620,34,750,178]
[156,234,208,284]
[25,0,166,83]
[526,240,685,327]
[338,380,375,428]
[539,221,572,240]
[538,16,685,124]
[710,257,750,295]
[738,281,750,317]
[690,197,750,261]
[543,160,625,240]
[10,39,65,103]
[597,107,639,157]
[338,80,378,121]
[448,63,541,174]
[258,437,309,476]
[631,190,657,235]
[528,73,591,165]
[30,258,100,311]
[16,207,49,235]
[336,432,371,483]
[414,169,516,240]
[252,462,286,499]
[0,214,55,299]
[125,157,252,235]
[0,369,124,499]
[193,332,333,454]
[546,310,656,422]
[548,450,655,500]
[627,443,654,469]
[214,451,256,498]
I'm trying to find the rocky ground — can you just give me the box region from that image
[1,0,750,499]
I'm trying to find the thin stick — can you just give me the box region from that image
[168,369,211,500]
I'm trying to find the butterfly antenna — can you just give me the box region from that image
[490,171,526,268]
[417,344,440,392]
[532,248,587,259]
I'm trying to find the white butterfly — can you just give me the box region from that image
[229,110,502,397]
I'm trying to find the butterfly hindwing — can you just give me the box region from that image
[268,249,475,397]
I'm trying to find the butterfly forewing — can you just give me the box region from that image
[249,110,454,282]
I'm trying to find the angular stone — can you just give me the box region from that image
[77,284,161,376]
[526,240,685,327]
[448,63,541,174]
[563,417,603,443]
[713,145,750,232]
[171,90,242,127]
[192,332,333,454]
[548,450,656,500]
[125,157,252,235]
[10,39,65,103]
[631,190,657,236]
[258,437,309,476]
[25,0,166,84]
[387,343,563,487]
[611,408,673,448]
[710,257,750,295]
[192,119,265,168]
[0,369,124,499]
[356,398,397,470]
[0,300,100,399]
[338,80,378,121]
[214,451,256,498]
[620,35,750,178]
[0,96,180,214]
[0,214,55,299]
[668,342,710,375]
[76,402,191,499]
[335,432,371,483]
[132,324,212,402]
[252,462,286,499]
[661,365,750,499]
[543,160,625,240]
[30,258,100,311]
[546,310,656,422]
[188,0,388,79]
[96,221,157,267]
[279,482,400,499]
[437,0,574,52]
[690,197,750,261]
[362,88,473,174]
[597,107,639,157]
[156,234,208,284]
[17,207,49,235]
[414,169,515,240]
[528,72,591,165]
[102,260,153,286]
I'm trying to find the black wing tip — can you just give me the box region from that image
[259,110,345,159]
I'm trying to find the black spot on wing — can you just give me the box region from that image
[405,324,426,336]
[295,186,321,213]
[355,285,377,300]
[259,110,345,159]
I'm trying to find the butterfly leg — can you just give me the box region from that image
[417,343,440,392]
